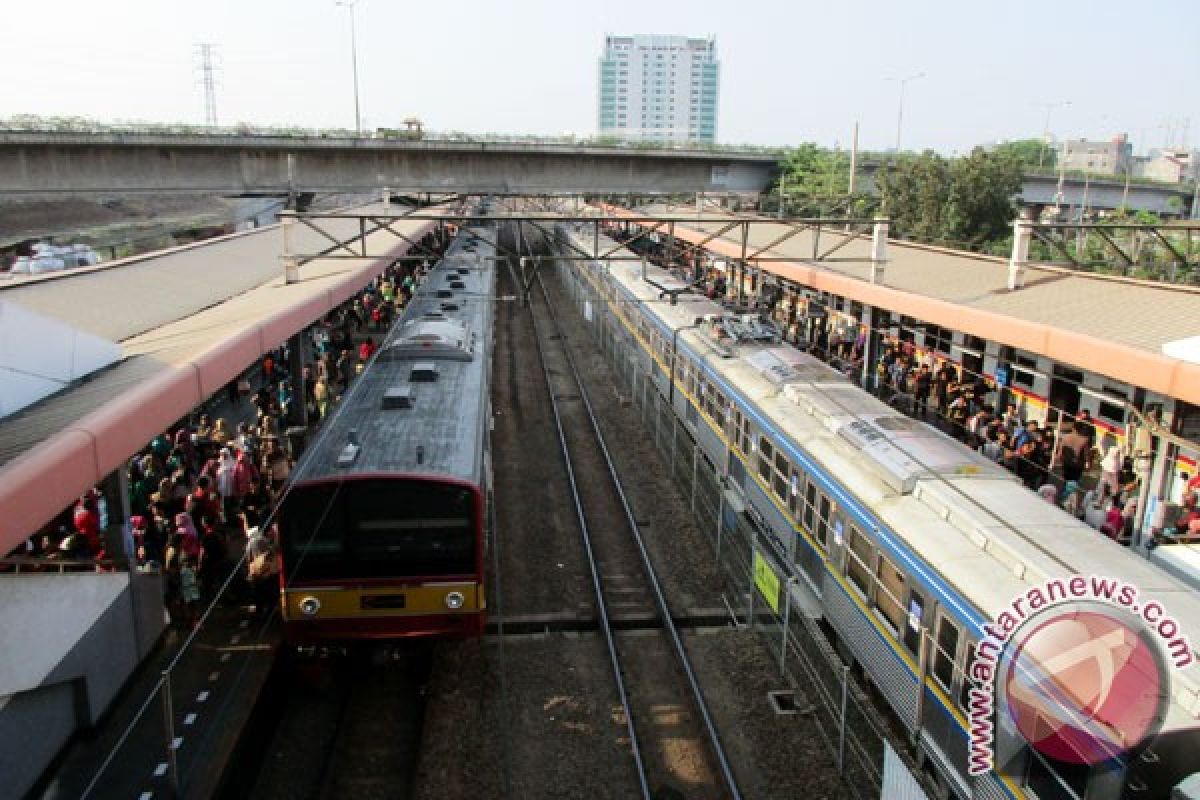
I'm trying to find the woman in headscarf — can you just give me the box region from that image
[174,512,202,560]
[313,378,330,421]
[1100,444,1124,496]
[128,457,151,517]
[215,447,238,521]
[211,417,231,445]
[150,477,175,514]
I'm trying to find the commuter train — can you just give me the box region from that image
[555,226,1200,800]
[277,218,495,641]
[607,208,1200,501]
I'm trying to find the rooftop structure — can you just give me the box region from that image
[1060,133,1133,176]
[598,34,719,144]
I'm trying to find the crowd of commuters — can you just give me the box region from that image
[644,242,1200,549]
[4,250,436,627]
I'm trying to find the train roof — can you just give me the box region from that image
[289,226,495,487]
[577,231,1200,718]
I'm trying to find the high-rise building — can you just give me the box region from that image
[597,34,719,144]
[1060,134,1133,176]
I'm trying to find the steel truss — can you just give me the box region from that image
[278,199,883,275]
[1027,221,1200,281]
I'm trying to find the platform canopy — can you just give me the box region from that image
[0,299,121,419]
[1163,335,1200,366]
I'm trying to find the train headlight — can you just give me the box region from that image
[445,591,465,610]
[299,596,321,616]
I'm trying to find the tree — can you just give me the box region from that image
[944,147,1024,245]
[776,143,876,217]
[994,138,1054,170]
[877,150,952,242]
[878,147,1022,248]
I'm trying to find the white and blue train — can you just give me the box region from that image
[555,226,1200,800]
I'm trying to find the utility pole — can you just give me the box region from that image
[1036,100,1070,169]
[194,43,220,127]
[336,0,362,134]
[848,121,859,194]
[888,72,925,154]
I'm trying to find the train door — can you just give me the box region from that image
[1049,366,1083,417]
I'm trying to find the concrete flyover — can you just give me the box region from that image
[0,132,778,196]
[856,162,1195,216]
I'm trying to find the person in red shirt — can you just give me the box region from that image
[358,336,376,362]
[72,493,102,554]
[233,451,259,499]
[1172,492,1200,542]
[190,476,222,523]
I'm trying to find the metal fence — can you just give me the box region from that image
[562,261,899,800]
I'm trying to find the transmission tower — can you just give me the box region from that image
[194,43,220,127]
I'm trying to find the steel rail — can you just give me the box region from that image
[523,252,653,800]
[530,266,743,800]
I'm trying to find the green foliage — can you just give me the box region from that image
[878,147,1022,248]
[993,138,1055,169]
[775,143,878,217]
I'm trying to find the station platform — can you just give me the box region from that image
[1,571,163,797]
[36,601,280,800]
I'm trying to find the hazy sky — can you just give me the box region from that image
[6,0,1198,154]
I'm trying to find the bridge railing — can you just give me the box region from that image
[0,115,784,157]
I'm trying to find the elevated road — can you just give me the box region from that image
[856,162,1195,216]
[0,132,776,196]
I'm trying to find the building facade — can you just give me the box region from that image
[1060,133,1133,175]
[1139,150,1199,184]
[597,34,719,144]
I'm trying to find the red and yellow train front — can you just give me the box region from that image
[279,475,486,641]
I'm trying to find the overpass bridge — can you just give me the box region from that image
[855,161,1195,216]
[0,132,777,197]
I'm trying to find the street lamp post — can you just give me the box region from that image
[888,72,925,154]
[336,0,362,134]
[1037,100,1071,169]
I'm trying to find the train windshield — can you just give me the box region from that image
[281,479,477,581]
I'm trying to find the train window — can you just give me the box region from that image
[1013,355,1038,389]
[787,469,804,516]
[923,323,952,355]
[772,451,790,502]
[845,527,874,598]
[1098,400,1125,423]
[933,614,961,691]
[713,391,727,430]
[875,555,907,635]
[735,410,753,456]
[758,436,773,481]
[281,480,476,580]
[959,641,976,710]
[816,494,831,548]
[803,482,817,534]
[903,590,924,654]
[1025,753,1092,800]
[1012,368,1035,389]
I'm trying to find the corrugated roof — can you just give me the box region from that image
[0,203,434,469]
[637,203,1200,355]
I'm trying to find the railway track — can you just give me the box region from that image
[235,645,432,800]
[524,262,741,800]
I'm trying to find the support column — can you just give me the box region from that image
[287,331,309,431]
[870,217,889,284]
[1008,209,1034,291]
[860,304,876,389]
[282,213,299,284]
